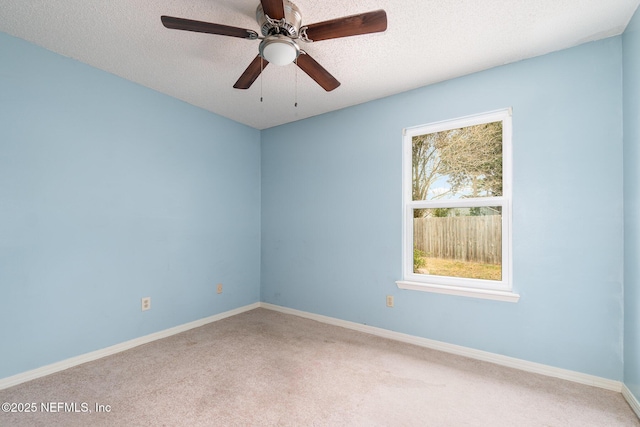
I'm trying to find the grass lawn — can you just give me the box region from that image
[417,257,501,281]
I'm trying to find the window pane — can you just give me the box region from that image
[412,122,503,200]
[413,207,502,280]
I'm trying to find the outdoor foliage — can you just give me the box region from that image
[414,247,427,271]
[410,120,504,281]
[412,121,503,217]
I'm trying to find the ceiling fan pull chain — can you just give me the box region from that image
[161,6,387,95]
[294,58,298,107]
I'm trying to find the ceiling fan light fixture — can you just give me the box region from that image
[259,35,300,66]
[161,3,387,91]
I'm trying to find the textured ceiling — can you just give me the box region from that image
[1,0,639,129]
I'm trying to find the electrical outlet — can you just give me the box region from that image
[141,297,151,311]
[217,283,223,294]
[386,295,394,307]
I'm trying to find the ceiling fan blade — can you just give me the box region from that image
[260,0,285,20]
[303,10,387,42]
[233,55,269,89]
[161,16,258,39]
[296,53,340,92]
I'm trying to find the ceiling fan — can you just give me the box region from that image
[161,0,387,92]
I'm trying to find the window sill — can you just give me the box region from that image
[395,280,520,303]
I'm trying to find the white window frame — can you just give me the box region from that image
[396,109,519,303]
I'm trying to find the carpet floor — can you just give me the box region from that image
[0,307,638,426]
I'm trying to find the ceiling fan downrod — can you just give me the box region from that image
[160,0,387,92]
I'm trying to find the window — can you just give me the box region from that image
[396,109,519,302]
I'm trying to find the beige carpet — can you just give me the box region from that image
[0,308,638,426]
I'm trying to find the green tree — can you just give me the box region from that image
[439,122,503,198]
[432,207,452,217]
[412,121,503,219]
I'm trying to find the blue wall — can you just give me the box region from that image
[624,6,640,402]
[1,25,635,387]
[261,38,625,380]
[0,33,261,379]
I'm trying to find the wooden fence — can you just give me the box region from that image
[414,215,502,264]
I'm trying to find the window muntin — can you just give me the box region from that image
[400,109,512,295]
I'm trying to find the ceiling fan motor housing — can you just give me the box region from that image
[256,0,302,37]
[160,2,387,90]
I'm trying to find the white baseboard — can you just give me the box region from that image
[0,302,260,391]
[1,301,628,399]
[623,384,640,419]
[259,302,623,393]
